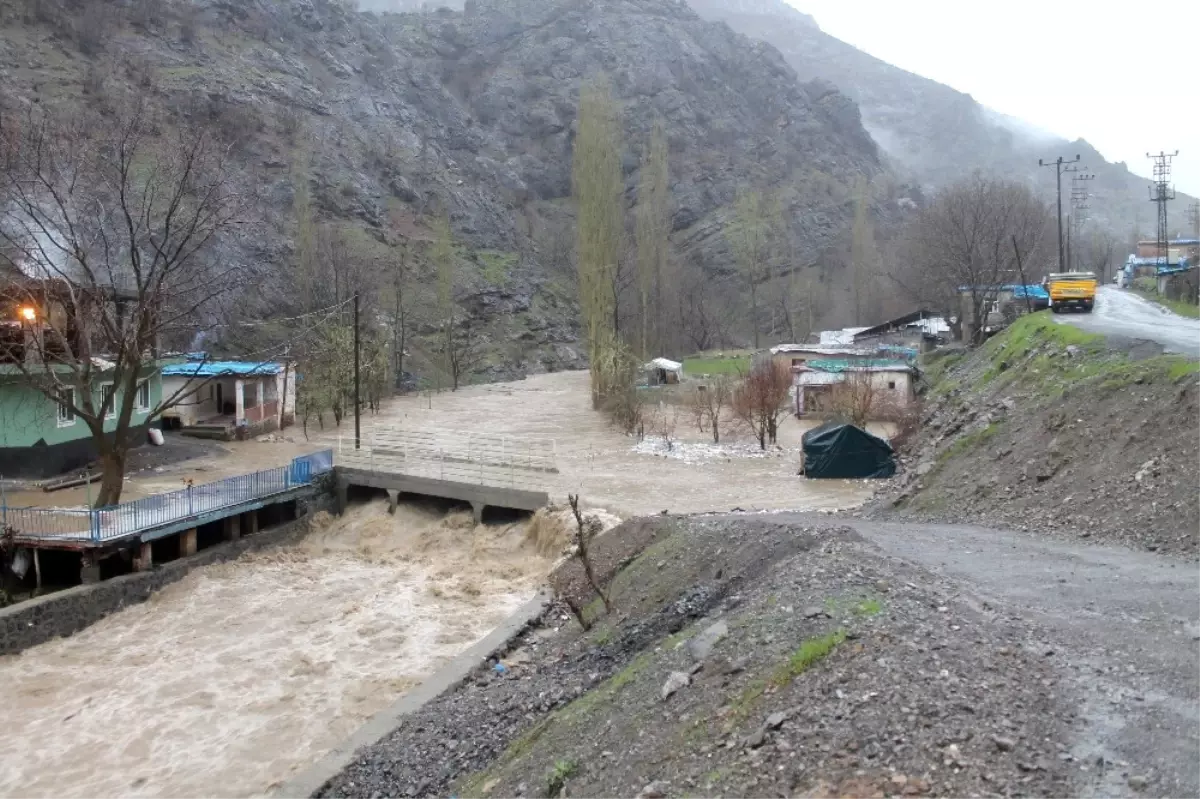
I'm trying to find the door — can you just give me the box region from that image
[215,383,223,416]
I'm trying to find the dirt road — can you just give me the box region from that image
[1057,286,1200,357]
[777,513,1200,797]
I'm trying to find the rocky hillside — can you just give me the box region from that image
[879,314,1200,557]
[0,0,890,379]
[685,0,1197,237]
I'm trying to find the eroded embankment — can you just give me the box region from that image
[0,500,611,798]
[319,515,1077,799]
[881,314,1199,556]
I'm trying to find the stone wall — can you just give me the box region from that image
[0,498,333,656]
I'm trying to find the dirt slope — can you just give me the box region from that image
[878,314,1199,557]
[318,516,1075,798]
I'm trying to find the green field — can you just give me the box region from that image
[682,351,753,376]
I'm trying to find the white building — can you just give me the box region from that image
[791,361,915,417]
[161,360,296,437]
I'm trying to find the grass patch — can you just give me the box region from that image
[938,421,1002,465]
[980,312,1103,385]
[682,350,752,376]
[478,249,518,286]
[853,598,884,617]
[544,759,577,798]
[769,629,847,687]
[726,677,767,727]
[1131,287,1200,319]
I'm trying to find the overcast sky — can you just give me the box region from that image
[790,0,1200,197]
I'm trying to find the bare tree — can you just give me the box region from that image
[732,360,791,450]
[726,189,781,349]
[688,375,732,444]
[567,493,610,628]
[825,370,879,428]
[676,267,726,353]
[0,101,247,505]
[444,314,482,392]
[896,174,1051,344]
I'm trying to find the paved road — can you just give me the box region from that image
[772,513,1200,798]
[1057,286,1200,358]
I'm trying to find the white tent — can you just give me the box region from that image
[643,357,683,384]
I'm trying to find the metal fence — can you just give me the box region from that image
[337,428,557,491]
[2,450,333,544]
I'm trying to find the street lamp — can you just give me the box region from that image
[18,306,36,322]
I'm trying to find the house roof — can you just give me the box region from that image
[161,361,283,377]
[806,358,913,374]
[770,344,878,357]
[643,357,683,372]
[852,310,944,339]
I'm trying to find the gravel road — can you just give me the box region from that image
[780,513,1200,798]
[1057,286,1200,357]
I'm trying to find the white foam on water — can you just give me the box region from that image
[0,500,586,798]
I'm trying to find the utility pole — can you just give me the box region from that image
[1147,151,1178,270]
[353,292,361,451]
[1039,154,1081,273]
[1069,171,1094,271]
[1188,202,1200,235]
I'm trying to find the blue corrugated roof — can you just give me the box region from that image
[807,359,913,373]
[957,284,1049,299]
[162,361,283,377]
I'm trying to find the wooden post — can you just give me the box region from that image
[182,528,198,556]
[223,514,241,541]
[33,548,41,591]
[243,510,258,536]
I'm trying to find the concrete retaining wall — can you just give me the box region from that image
[0,497,332,656]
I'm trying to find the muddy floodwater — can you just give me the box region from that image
[0,371,878,796]
[0,501,596,798]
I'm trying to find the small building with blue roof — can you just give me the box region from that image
[160,356,295,439]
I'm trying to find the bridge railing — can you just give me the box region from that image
[2,450,333,543]
[337,429,556,490]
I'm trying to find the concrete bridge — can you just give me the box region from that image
[334,428,555,521]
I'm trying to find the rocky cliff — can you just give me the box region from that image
[684,0,1196,237]
[0,0,889,379]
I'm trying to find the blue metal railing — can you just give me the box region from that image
[2,450,332,543]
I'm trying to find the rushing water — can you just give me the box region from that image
[0,501,588,798]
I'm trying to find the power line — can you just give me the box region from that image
[1068,171,1094,271]
[1147,150,1178,269]
[1038,154,1081,273]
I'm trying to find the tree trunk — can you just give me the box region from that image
[750,282,760,349]
[712,417,720,444]
[95,449,127,507]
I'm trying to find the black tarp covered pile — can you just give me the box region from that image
[801,421,896,479]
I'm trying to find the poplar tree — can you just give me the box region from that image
[635,118,670,358]
[572,75,624,407]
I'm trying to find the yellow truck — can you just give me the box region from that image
[1046,271,1098,313]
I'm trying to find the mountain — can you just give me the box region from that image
[686,0,1196,238]
[0,0,890,377]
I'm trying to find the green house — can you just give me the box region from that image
[0,368,164,479]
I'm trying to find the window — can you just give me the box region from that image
[100,384,116,419]
[888,381,897,390]
[135,381,151,413]
[57,388,76,427]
